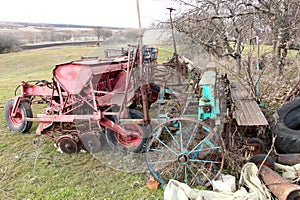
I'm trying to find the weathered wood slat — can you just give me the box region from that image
[230,82,268,126]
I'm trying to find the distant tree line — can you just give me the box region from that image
[0,26,141,54]
[102,29,140,45]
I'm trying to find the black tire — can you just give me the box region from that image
[106,109,150,153]
[147,83,160,107]
[131,83,160,109]
[248,138,265,155]
[149,82,160,93]
[250,154,275,169]
[274,98,300,153]
[4,98,33,133]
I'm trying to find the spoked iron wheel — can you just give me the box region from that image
[145,118,225,187]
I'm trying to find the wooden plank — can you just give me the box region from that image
[230,82,268,126]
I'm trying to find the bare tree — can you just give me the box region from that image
[0,33,19,53]
[94,27,113,42]
[172,0,256,72]
[247,0,300,75]
[169,0,300,75]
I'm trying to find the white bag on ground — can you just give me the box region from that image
[164,162,271,200]
[275,162,300,180]
[212,174,236,192]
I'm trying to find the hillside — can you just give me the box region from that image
[0,21,128,44]
[0,21,172,49]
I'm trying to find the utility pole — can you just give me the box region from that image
[136,0,150,124]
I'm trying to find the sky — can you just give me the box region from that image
[0,0,177,28]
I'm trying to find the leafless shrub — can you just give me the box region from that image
[0,33,20,54]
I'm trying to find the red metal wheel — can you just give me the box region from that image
[113,124,143,147]
[106,109,150,153]
[4,98,33,133]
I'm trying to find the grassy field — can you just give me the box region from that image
[2,44,297,200]
[0,46,168,200]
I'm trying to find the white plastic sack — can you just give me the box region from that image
[275,162,300,180]
[164,162,271,200]
[212,174,236,192]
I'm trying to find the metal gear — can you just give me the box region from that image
[163,101,181,118]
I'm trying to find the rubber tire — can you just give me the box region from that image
[274,98,300,154]
[248,138,265,155]
[106,109,150,153]
[4,98,33,133]
[147,83,160,107]
[250,154,275,169]
[130,83,160,109]
[149,82,160,93]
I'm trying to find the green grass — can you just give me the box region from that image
[242,44,299,59]
[156,47,173,64]
[0,46,163,199]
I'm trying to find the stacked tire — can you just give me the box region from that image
[274,98,300,154]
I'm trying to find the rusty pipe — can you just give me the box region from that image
[258,164,300,200]
[277,153,300,166]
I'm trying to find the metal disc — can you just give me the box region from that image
[58,137,78,154]
[80,132,101,153]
